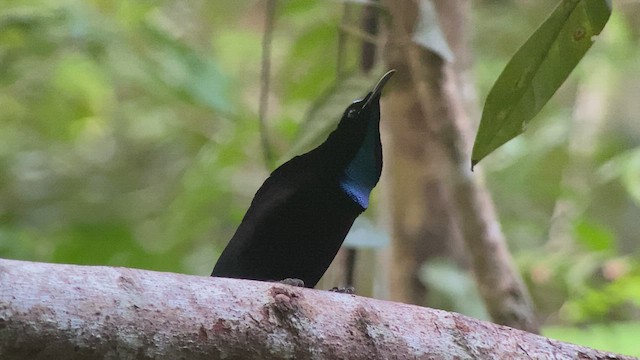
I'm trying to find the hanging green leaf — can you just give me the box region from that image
[471,0,611,168]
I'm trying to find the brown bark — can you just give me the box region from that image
[0,258,633,360]
[384,85,459,304]
[383,0,538,333]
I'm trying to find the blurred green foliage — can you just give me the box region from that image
[1,0,640,354]
[0,0,369,275]
[475,0,640,354]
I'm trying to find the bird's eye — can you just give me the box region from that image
[347,108,358,118]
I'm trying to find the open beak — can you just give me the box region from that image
[362,69,396,110]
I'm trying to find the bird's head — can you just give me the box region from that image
[338,70,395,131]
[332,70,395,209]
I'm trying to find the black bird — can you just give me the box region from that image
[212,70,395,288]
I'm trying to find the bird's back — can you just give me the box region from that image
[211,153,364,287]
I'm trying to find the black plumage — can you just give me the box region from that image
[212,70,395,288]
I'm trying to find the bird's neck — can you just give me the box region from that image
[338,120,382,209]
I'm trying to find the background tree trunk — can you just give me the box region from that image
[383,0,468,310]
[383,0,538,333]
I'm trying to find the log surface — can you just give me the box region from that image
[0,258,634,359]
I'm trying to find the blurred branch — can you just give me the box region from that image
[1,258,632,360]
[0,8,59,30]
[259,0,277,169]
[360,0,379,72]
[336,3,352,76]
[338,25,378,45]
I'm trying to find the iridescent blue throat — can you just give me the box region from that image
[339,120,380,209]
